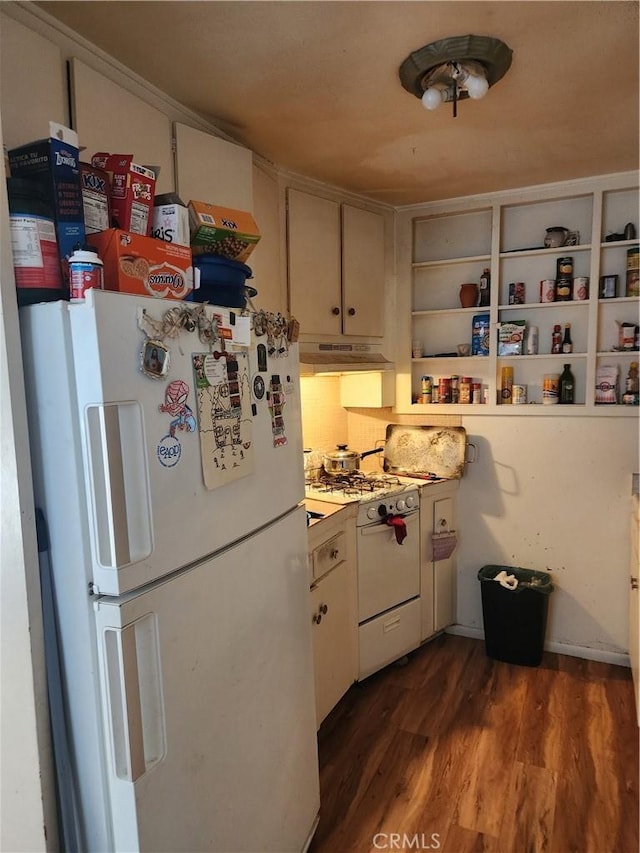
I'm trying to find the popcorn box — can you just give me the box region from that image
[87,229,193,300]
[152,193,190,247]
[91,153,156,236]
[8,122,85,279]
[188,200,260,263]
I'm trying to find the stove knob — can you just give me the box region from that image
[405,494,416,509]
[377,504,387,517]
[397,498,406,511]
[367,506,378,520]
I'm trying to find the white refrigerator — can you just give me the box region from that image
[20,289,319,852]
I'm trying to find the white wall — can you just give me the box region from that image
[457,415,638,657]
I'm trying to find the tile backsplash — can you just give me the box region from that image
[300,375,461,474]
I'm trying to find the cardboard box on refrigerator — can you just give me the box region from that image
[151,193,190,247]
[7,122,85,278]
[188,200,260,263]
[90,153,156,236]
[87,229,193,300]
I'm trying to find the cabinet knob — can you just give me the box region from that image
[348,307,356,316]
[330,548,339,560]
[313,613,322,624]
[331,306,340,316]
[632,576,639,590]
[320,603,328,615]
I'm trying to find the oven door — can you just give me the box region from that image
[357,512,420,623]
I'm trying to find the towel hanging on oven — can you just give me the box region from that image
[385,514,407,545]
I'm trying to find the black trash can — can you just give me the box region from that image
[477,565,554,666]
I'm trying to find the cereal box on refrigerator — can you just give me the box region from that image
[188,201,260,263]
[90,153,156,236]
[152,193,190,246]
[79,161,112,234]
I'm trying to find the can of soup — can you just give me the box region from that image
[512,384,527,405]
[540,279,556,303]
[573,276,589,300]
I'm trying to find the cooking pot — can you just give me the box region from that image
[322,444,383,475]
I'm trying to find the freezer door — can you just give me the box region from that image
[93,506,319,852]
[21,291,305,595]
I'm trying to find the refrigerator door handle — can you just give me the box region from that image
[86,403,152,569]
[103,616,166,782]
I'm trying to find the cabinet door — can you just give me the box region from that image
[251,164,285,313]
[433,496,456,633]
[310,561,355,727]
[69,59,174,194]
[174,122,253,211]
[0,13,67,149]
[630,500,640,726]
[342,204,385,337]
[287,189,342,336]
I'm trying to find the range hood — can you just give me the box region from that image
[299,342,394,375]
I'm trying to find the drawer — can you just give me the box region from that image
[358,597,421,680]
[312,531,346,581]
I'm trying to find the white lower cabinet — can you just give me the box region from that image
[308,513,357,728]
[420,482,459,640]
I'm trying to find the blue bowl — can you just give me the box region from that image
[190,254,256,307]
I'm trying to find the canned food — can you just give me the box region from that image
[501,366,514,404]
[555,278,572,301]
[508,282,526,304]
[540,279,556,303]
[543,373,560,405]
[512,384,527,405]
[69,246,104,301]
[420,375,433,403]
[557,256,573,277]
[459,376,472,404]
[626,247,640,296]
[439,377,452,403]
[573,276,589,301]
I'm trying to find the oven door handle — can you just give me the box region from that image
[360,513,418,536]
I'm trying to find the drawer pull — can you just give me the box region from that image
[632,576,639,590]
[383,616,401,633]
[313,613,322,625]
[320,603,328,615]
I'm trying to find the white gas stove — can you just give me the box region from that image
[304,470,441,506]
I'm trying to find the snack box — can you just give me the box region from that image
[471,313,491,356]
[152,193,190,247]
[8,122,85,279]
[91,153,156,236]
[87,229,193,300]
[188,200,260,263]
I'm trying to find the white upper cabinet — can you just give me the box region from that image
[287,189,342,337]
[341,204,385,337]
[250,164,285,313]
[174,123,253,211]
[0,13,67,148]
[287,189,386,338]
[69,58,174,194]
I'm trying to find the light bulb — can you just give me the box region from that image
[464,73,489,100]
[421,87,444,110]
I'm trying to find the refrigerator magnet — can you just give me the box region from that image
[141,339,170,380]
[158,379,197,438]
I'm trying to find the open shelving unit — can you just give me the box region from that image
[401,175,639,415]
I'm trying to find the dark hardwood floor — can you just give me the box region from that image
[309,634,639,853]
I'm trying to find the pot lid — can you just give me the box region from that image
[383,425,467,479]
[325,444,358,460]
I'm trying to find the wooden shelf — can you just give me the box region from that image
[412,254,491,269]
[499,244,592,260]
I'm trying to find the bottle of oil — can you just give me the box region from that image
[559,363,575,404]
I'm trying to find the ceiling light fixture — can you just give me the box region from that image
[399,34,513,118]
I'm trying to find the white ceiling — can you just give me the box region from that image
[38,0,639,206]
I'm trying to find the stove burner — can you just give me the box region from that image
[305,469,403,495]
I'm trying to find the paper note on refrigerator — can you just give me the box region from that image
[192,351,254,489]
